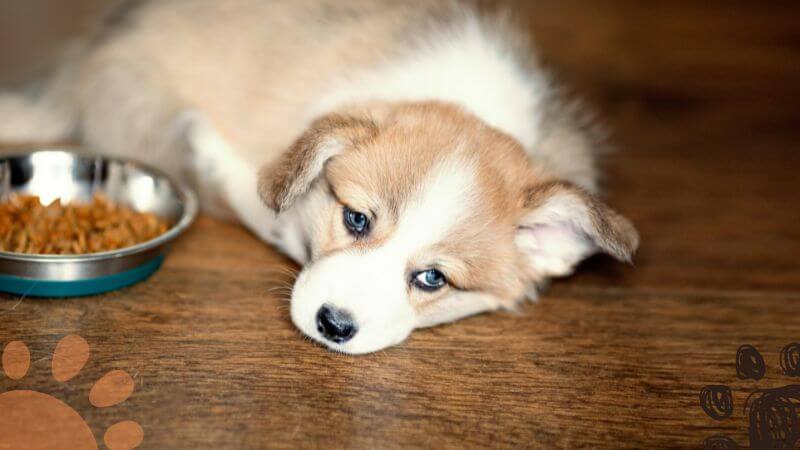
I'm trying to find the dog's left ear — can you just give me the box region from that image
[258,114,378,213]
[515,180,639,279]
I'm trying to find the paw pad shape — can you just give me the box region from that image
[1,335,143,450]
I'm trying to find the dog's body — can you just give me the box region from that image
[0,0,638,354]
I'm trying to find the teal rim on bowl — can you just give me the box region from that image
[0,148,198,297]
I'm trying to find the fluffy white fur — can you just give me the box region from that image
[311,13,548,151]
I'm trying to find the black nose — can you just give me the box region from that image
[316,304,357,344]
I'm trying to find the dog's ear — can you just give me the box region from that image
[515,180,639,279]
[258,114,378,213]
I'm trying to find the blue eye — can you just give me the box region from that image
[412,269,447,292]
[343,207,369,236]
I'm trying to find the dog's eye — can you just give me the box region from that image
[412,269,447,292]
[343,206,369,236]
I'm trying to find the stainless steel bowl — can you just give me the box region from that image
[0,148,198,297]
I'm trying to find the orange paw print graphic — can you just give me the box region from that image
[0,335,143,450]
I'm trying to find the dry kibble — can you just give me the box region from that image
[0,193,170,255]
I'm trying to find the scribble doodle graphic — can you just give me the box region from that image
[0,336,143,450]
[780,342,800,377]
[736,345,766,380]
[703,435,739,450]
[746,385,800,450]
[700,385,734,420]
[700,343,800,450]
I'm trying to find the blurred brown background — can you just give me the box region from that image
[0,0,120,85]
[1,1,799,449]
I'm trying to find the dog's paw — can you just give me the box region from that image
[178,110,252,197]
[179,111,229,183]
[176,110,251,219]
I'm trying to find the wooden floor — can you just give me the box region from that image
[2,1,799,449]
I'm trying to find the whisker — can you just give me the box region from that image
[261,277,297,284]
[268,285,294,292]
[265,266,300,278]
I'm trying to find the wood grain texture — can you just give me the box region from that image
[2,1,800,449]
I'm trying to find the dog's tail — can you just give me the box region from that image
[0,47,82,145]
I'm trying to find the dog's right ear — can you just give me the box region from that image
[258,114,378,213]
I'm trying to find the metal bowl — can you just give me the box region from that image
[0,148,198,297]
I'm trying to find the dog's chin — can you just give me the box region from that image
[311,328,412,355]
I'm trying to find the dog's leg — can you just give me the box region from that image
[79,66,186,175]
[181,111,279,243]
[0,91,75,144]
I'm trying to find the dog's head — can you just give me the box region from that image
[259,102,638,354]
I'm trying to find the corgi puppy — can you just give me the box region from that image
[0,0,638,354]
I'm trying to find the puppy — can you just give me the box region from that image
[0,0,638,354]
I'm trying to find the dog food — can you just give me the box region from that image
[0,193,170,254]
